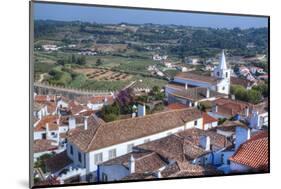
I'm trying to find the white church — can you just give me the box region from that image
[165,50,231,106]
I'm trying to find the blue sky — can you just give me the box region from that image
[34,2,268,29]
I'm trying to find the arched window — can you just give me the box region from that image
[226,72,228,78]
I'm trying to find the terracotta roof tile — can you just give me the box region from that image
[229,131,268,171]
[214,98,251,117]
[34,115,59,132]
[177,128,232,150]
[33,139,58,153]
[68,108,202,152]
[45,151,73,173]
[138,134,207,162]
[167,103,188,110]
[202,112,217,125]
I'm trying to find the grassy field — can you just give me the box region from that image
[34,49,168,91]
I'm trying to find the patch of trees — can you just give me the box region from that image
[34,153,54,173]
[230,84,268,104]
[57,54,86,66]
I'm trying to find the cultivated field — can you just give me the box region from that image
[74,68,132,81]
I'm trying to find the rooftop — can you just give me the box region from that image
[45,151,73,173]
[229,131,268,171]
[68,108,202,152]
[33,139,58,153]
[171,87,225,101]
[174,72,219,84]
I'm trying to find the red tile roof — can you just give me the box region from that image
[167,103,188,110]
[34,115,59,132]
[34,95,55,103]
[45,151,72,173]
[202,112,217,125]
[68,100,87,115]
[89,95,114,104]
[68,108,202,152]
[229,131,268,171]
[33,139,58,153]
[214,98,250,117]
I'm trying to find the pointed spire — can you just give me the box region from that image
[219,50,227,70]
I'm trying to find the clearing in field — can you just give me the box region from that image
[74,68,132,81]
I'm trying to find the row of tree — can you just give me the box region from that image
[57,54,86,66]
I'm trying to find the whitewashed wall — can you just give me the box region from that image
[99,164,129,181]
[68,117,203,173]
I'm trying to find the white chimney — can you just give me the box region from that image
[199,135,211,151]
[45,123,49,132]
[156,171,162,178]
[129,155,135,174]
[212,104,218,113]
[46,95,50,102]
[45,123,50,139]
[137,103,146,117]
[244,106,249,117]
[206,88,210,98]
[235,126,251,150]
[69,116,76,130]
[84,116,89,130]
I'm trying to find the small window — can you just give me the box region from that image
[108,149,116,160]
[226,72,228,78]
[42,133,46,139]
[70,145,73,155]
[94,153,103,165]
[227,160,230,165]
[194,120,198,126]
[217,72,220,77]
[127,144,134,153]
[51,132,55,136]
[221,154,224,163]
[78,152,82,163]
[102,173,108,182]
[222,87,225,90]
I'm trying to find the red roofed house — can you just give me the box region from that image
[229,131,268,173]
[86,95,115,111]
[202,112,218,130]
[210,98,251,119]
[48,108,203,183]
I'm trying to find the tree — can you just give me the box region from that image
[252,83,268,97]
[246,90,262,104]
[76,56,86,65]
[100,102,120,122]
[71,54,76,63]
[57,59,66,66]
[34,153,54,173]
[230,85,262,104]
[96,58,102,66]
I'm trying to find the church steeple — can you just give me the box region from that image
[213,49,231,81]
[218,50,227,70]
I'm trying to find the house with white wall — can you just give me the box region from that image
[49,107,203,183]
[98,127,230,181]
